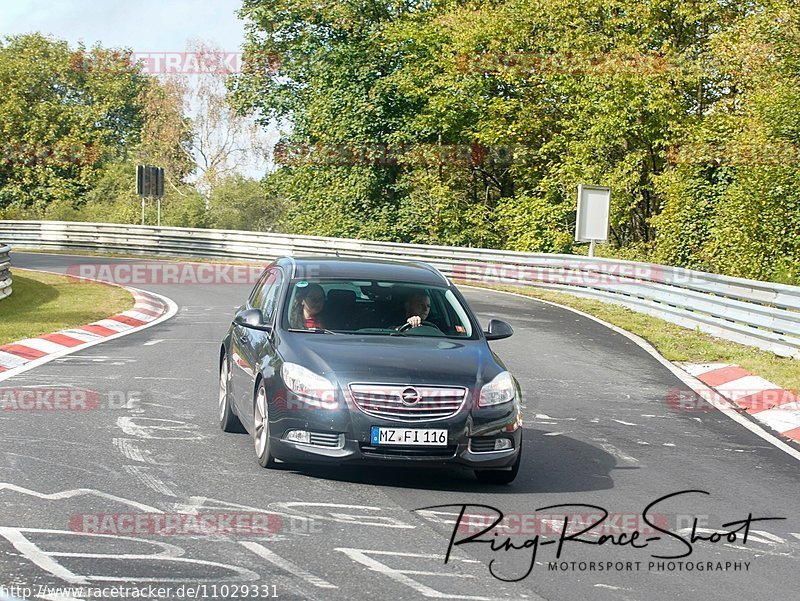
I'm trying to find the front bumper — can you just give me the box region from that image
[266,387,522,469]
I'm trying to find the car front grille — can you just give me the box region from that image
[359,444,458,459]
[348,384,468,422]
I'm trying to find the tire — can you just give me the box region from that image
[219,356,244,433]
[475,446,521,484]
[253,382,277,468]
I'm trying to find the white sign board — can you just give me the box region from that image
[575,184,610,242]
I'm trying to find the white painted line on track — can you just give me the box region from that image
[0,526,83,583]
[240,541,338,589]
[595,441,639,464]
[0,483,162,512]
[464,284,800,462]
[335,548,509,601]
[593,583,631,591]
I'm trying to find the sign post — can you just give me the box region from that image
[136,165,165,226]
[575,184,610,257]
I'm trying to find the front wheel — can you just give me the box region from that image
[475,446,521,484]
[253,382,277,468]
[219,356,243,433]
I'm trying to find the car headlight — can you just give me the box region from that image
[479,371,515,407]
[281,362,338,409]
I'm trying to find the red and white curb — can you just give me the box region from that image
[680,363,800,444]
[0,283,176,383]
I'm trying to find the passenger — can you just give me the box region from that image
[399,291,431,329]
[290,284,327,329]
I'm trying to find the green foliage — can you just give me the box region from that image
[651,0,800,281]
[207,174,284,231]
[228,0,798,283]
[1,6,798,285]
[494,191,575,253]
[0,34,147,212]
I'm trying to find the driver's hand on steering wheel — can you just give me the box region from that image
[406,315,422,328]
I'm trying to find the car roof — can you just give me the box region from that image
[274,256,449,286]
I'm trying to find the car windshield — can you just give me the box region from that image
[283,279,475,338]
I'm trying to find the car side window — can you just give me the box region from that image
[260,269,283,323]
[248,270,270,307]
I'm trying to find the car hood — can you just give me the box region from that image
[281,334,502,386]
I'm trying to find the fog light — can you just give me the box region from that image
[285,430,311,444]
[494,438,513,451]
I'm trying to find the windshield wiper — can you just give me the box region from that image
[288,328,340,335]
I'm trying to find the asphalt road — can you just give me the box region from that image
[1,252,798,601]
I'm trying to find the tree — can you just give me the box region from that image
[652,0,800,281]
[207,174,283,231]
[168,40,271,197]
[231,0,744,250]
[0,34,148,214]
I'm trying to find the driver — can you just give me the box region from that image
[400,291,431,329]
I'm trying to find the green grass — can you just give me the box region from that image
[0,269,133,345]
[461,282,800,393]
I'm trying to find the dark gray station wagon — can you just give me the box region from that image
[219,256,523,483]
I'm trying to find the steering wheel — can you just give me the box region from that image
[397,320,441,332]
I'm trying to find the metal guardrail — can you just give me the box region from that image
[0,244,11,301]
[1,220,798,358]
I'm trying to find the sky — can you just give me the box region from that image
[0,0,246,55]
[0,0,275,181]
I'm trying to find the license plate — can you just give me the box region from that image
[371,427,448,446]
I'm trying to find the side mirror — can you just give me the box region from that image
[484,319,513,341]
[233,308,272,332]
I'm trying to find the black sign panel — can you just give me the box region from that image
[136,164,165,198]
